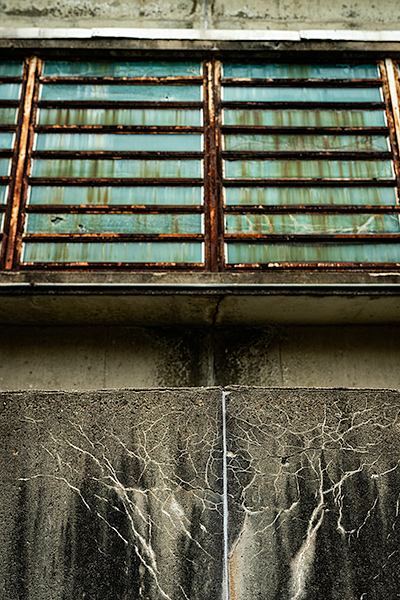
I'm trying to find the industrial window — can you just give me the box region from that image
[0,56,400,271]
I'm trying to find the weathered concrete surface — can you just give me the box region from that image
[226,387,400,600]
[0,388,223,600]
[2,387,400,599]
[0,0,399,29]
[1,325,400,391]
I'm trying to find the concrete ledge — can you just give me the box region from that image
[0,271,400,324]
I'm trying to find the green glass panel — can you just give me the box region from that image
[0,186,8,204]
[225,160,394,179]
[0,159,10,176]
[0,84,20,100]
[224,186,397,206]
[0,213,3,232]
[29,186,202,206]
[43,61,201,77]
[223,64,379,79]
[226,243,400,263]
[35,133,202,152]
[22,241,203,263]
[0,62,23,77]
[0,108,18,125]
[223,108,386,127]
[0,133,14,149]
[38,108,202,126]
[41,84,201,102]
[226,213,400,234]
[224,134,388,152]
[31,159,202,178]
[26,213,202,234]
[223,87,382,103]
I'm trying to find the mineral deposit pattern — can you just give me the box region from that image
[1,387,400,600]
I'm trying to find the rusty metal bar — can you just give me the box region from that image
[221,78,383,87]
[4,56,41,270]
[37,100,203,109]
[41,76,204,85]
[0,101,20,108]
[222,151,393,160]
[226,262,400,270]
[31,151,204,160]
[35,125,204,133]
[0,125,18,132]
[24,233,204,241]
[223,178,396,187]
[225,233,400,242]
[19,262,205,270]
[221,126,390,135]
[203,59,222,271]
[26,205,204,214]
[0,77,23,84]
[224,205,400,214]
[221,101,385,109]
[384,59,400,160]
[29,177,204,186]
[379,60,400,203]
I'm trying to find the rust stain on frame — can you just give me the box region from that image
[4,56,41,269]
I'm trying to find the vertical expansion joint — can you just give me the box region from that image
[222,390,230,600]
[4,55,41,270]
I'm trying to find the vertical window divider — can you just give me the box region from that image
[380,59,400,202]
[4,55,41,270]
[204,59,223,271]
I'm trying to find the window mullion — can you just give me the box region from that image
[379,59,400,202]
[204,59,223,272]
[4,55,41,270]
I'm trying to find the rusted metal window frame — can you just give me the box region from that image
[2,56,400,272]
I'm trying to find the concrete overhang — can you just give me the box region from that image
[0,271,400,325]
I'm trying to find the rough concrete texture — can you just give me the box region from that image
[2,387,400,599]
[1,325,400,391]
[0,0,399,29]
[0,388,223,600]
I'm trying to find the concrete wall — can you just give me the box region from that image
[2,387,400,600]
[1,0,399,29]
[1,324,400,390]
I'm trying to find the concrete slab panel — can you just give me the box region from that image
[226,387,400,600]
[0,388,223,600]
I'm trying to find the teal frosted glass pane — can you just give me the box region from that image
[0,159,10,176]
[223,109,386,127]
[23,241,203,263]
[0,133,14,149]
[35,133,202,152]
[0,84,20,100]
[0,213,3,232]
[0,62,23,77]
[32,159,202,178]
[223,87,382,103]
[0,186,8,204]
[225,160,394,179]
[226,213,400,234]
[26,213,202,234]
[224,134,388,152]
[0,108,18,125]
[41,84,201,102]
[225,187,397,206]
[38,108,202,126]
[29,186,202,206]
[43,61,201,77]
[226,243,400,264]
[223,64,379,79]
